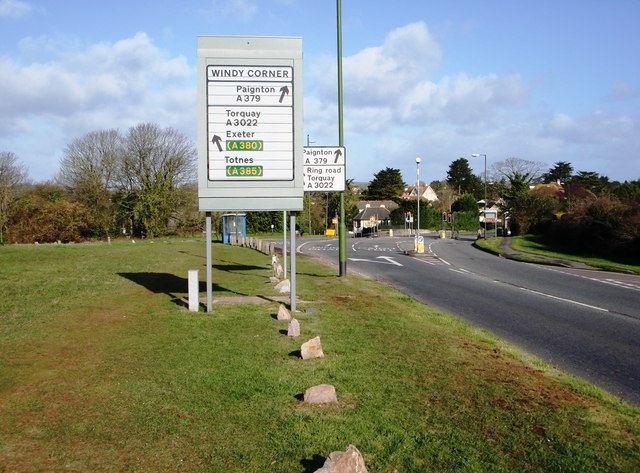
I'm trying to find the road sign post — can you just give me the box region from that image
[197,37,304,312]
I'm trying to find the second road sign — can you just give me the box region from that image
[303,146,346,192]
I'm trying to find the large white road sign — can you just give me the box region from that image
[207,65,294,181]
[197,37,304,211]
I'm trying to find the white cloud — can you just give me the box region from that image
[313,22,441,105]
[305,21,639,183]
[2,18,637,183]
[308,21,529,139]
[540,111,637,144]
[606,81,636,102]
[0,32,191,128]
[0,0,31,18]
[0,32,194,180]
[400,73,529,125]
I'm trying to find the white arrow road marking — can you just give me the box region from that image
[348,256,403,266]
[377,256,403,266]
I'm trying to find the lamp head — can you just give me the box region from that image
[471,153,480,157]
[415,157,421,164]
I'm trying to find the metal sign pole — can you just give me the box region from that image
[206,212,213,312]
[290,212,297,312]
[283,210,287,279]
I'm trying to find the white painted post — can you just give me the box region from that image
[188,269,200,312]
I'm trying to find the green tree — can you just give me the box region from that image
[500,172,530,235]
[57,129,122,238]
[246,211,280,234]
[301,192,329,234]
[447,158,481,196]
[363,167,405,200]
[323,181,360,233]
[542,161,573,184]
[6,183,92,243]
[515,191,560,234]
[0,151,28,244]
[118,123,196,238]
[452,193,479,212]
[571,171,610,195]
[613,180,640,205]
[169,183,204,236]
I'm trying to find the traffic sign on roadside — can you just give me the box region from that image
[207,65,294,181]
[197,36,304,211]
[303,146,346,192]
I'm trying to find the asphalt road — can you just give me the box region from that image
[293,234,640,406]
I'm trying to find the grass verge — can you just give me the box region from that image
[1,239,639,472]
[511,235,640,273]
[472,237,502,256]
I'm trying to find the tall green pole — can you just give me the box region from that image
[337,0,347,277]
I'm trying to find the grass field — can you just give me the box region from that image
[1,239,639,472]
[474,235,640,274]
[511,235,640,273]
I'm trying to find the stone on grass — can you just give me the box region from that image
[304,384,337,404]
[277,304,291,321]
[287,318,300,337]
[314,445,368,473]
[275,279,290,293]
[301,336,324,360]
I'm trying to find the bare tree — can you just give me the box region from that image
[58,129,121,190]
[0,151,29,244]
[491,157,546,186]
[57,129,123,238]
[118,123,196,237]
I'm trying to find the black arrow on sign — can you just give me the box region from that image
[211,135,223,152]
[279,85,289,103]
[334,149,343,163]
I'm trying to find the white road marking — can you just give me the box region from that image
[348,256,403,266]
[377,256,403,266]
[540,266,640,293]
[603,279,640,291]
[507,283,609,312]
[427,242,450,265]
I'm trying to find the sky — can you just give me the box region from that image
[1,0,639,186]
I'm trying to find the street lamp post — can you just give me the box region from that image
[471,153,487,238]
[416,157,421,235]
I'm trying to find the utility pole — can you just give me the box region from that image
[306,134,315,235]
[337,0,347,277]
